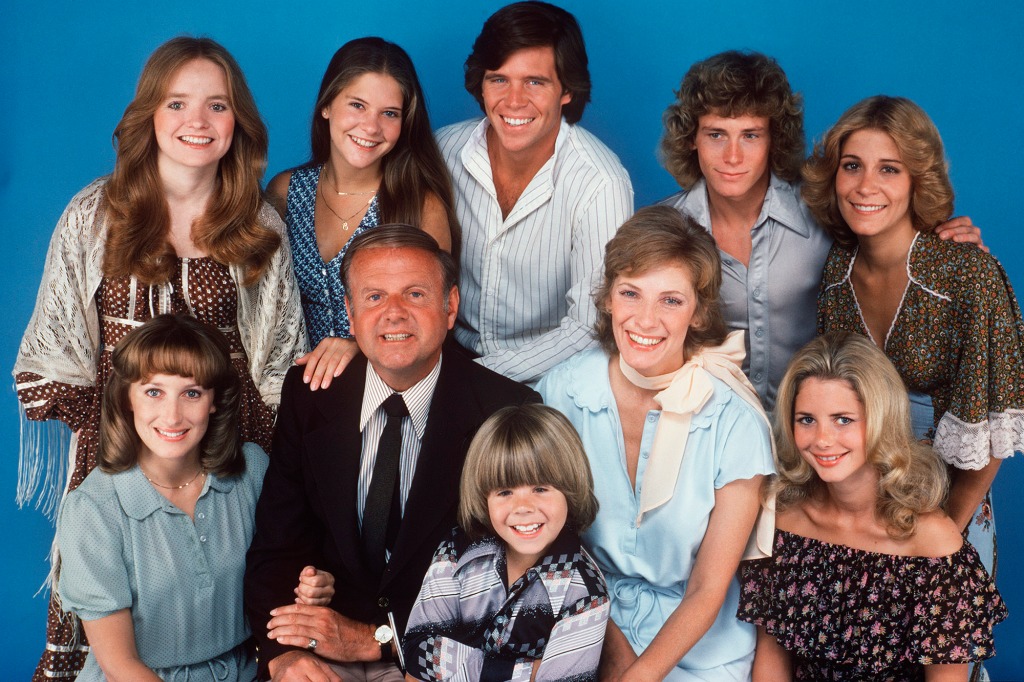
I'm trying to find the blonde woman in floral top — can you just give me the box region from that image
[740,333,1005,681]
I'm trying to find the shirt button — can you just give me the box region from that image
[647,415,656,423]
[753,287,761,298]
[754,328,764,338]
[641,451,649,459]
[378,597,390,609]
[197,513,205,520]
[321,268,327,276]
[754,372,763,381]
[199,535,207,543]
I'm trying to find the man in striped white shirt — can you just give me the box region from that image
[437,1,633,384]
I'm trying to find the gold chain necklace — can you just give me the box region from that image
[140,465,205,490]
[319,168,377,231]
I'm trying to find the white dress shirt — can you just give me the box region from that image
[356,357,442,527]
[437,117,633,384]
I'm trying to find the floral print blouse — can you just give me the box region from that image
[817,230,1024,471]
[738,530,1006,681]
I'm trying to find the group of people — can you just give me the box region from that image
[13,1,1023,681]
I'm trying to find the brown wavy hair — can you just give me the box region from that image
[99,315,244,477]
[660,50,804,190]
[464,1,590,124]
[308,37,461,263]
[771,332,948,540]
[103,36,279,286]
[802,95,954,248]
[459,404,598,540]
[593,205,727,361]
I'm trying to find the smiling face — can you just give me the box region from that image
[608,262,700,376]
[481,45,571,161]
[793,377,874,488]
[322,71,404,176]
[693,113,772,206]
[345,246,458,391]
[488,484,568,578]
[152,58,235,177]
[835,128,914,242]
[129,373,215,470]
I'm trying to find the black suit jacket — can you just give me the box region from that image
[244,352,539,674]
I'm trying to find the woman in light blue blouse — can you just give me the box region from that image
[56,315,333,681]
[538,206,774,681]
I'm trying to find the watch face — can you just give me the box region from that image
[374,624,394,644]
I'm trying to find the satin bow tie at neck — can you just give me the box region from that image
[617,330,775,559]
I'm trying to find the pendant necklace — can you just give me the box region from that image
[321,166,378,231]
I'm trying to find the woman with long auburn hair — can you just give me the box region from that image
[13,36,305,680]
[266,37,459,390]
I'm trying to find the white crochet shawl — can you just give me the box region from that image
[13,178,308,515]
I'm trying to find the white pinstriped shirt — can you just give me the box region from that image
[437,118,633,384]
[356,357,441,530]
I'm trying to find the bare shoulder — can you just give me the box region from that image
[420,191,452,252]
[773,503,811,536]
[909,510,964,558]
[265,170,294,219]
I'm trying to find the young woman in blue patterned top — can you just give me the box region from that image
[267,37,460,392]
[404,404,609,682]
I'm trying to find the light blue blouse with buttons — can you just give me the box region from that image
[57,443,268,681]
[538,348,774,680]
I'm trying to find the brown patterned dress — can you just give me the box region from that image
[817,230,1024,589]
[17,258,275,679]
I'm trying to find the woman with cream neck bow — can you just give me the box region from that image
[538,205,774,681]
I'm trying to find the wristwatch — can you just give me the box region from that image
[374,623,395,663]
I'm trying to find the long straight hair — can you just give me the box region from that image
[103,36,279,286]
[310,37,461,262]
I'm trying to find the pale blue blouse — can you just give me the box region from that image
[57,443,268,681]
[538,349,774,680]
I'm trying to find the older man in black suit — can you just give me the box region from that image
[245,225,539,681]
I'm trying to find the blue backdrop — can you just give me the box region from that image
[4,1,1022,677]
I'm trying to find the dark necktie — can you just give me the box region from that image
[362,393,408,575]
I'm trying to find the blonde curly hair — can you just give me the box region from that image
[771,332,948,540]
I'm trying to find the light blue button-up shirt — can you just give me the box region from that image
[660,174,832,410]
[57,443,268,681]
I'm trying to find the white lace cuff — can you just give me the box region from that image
[933,409,1024,470]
